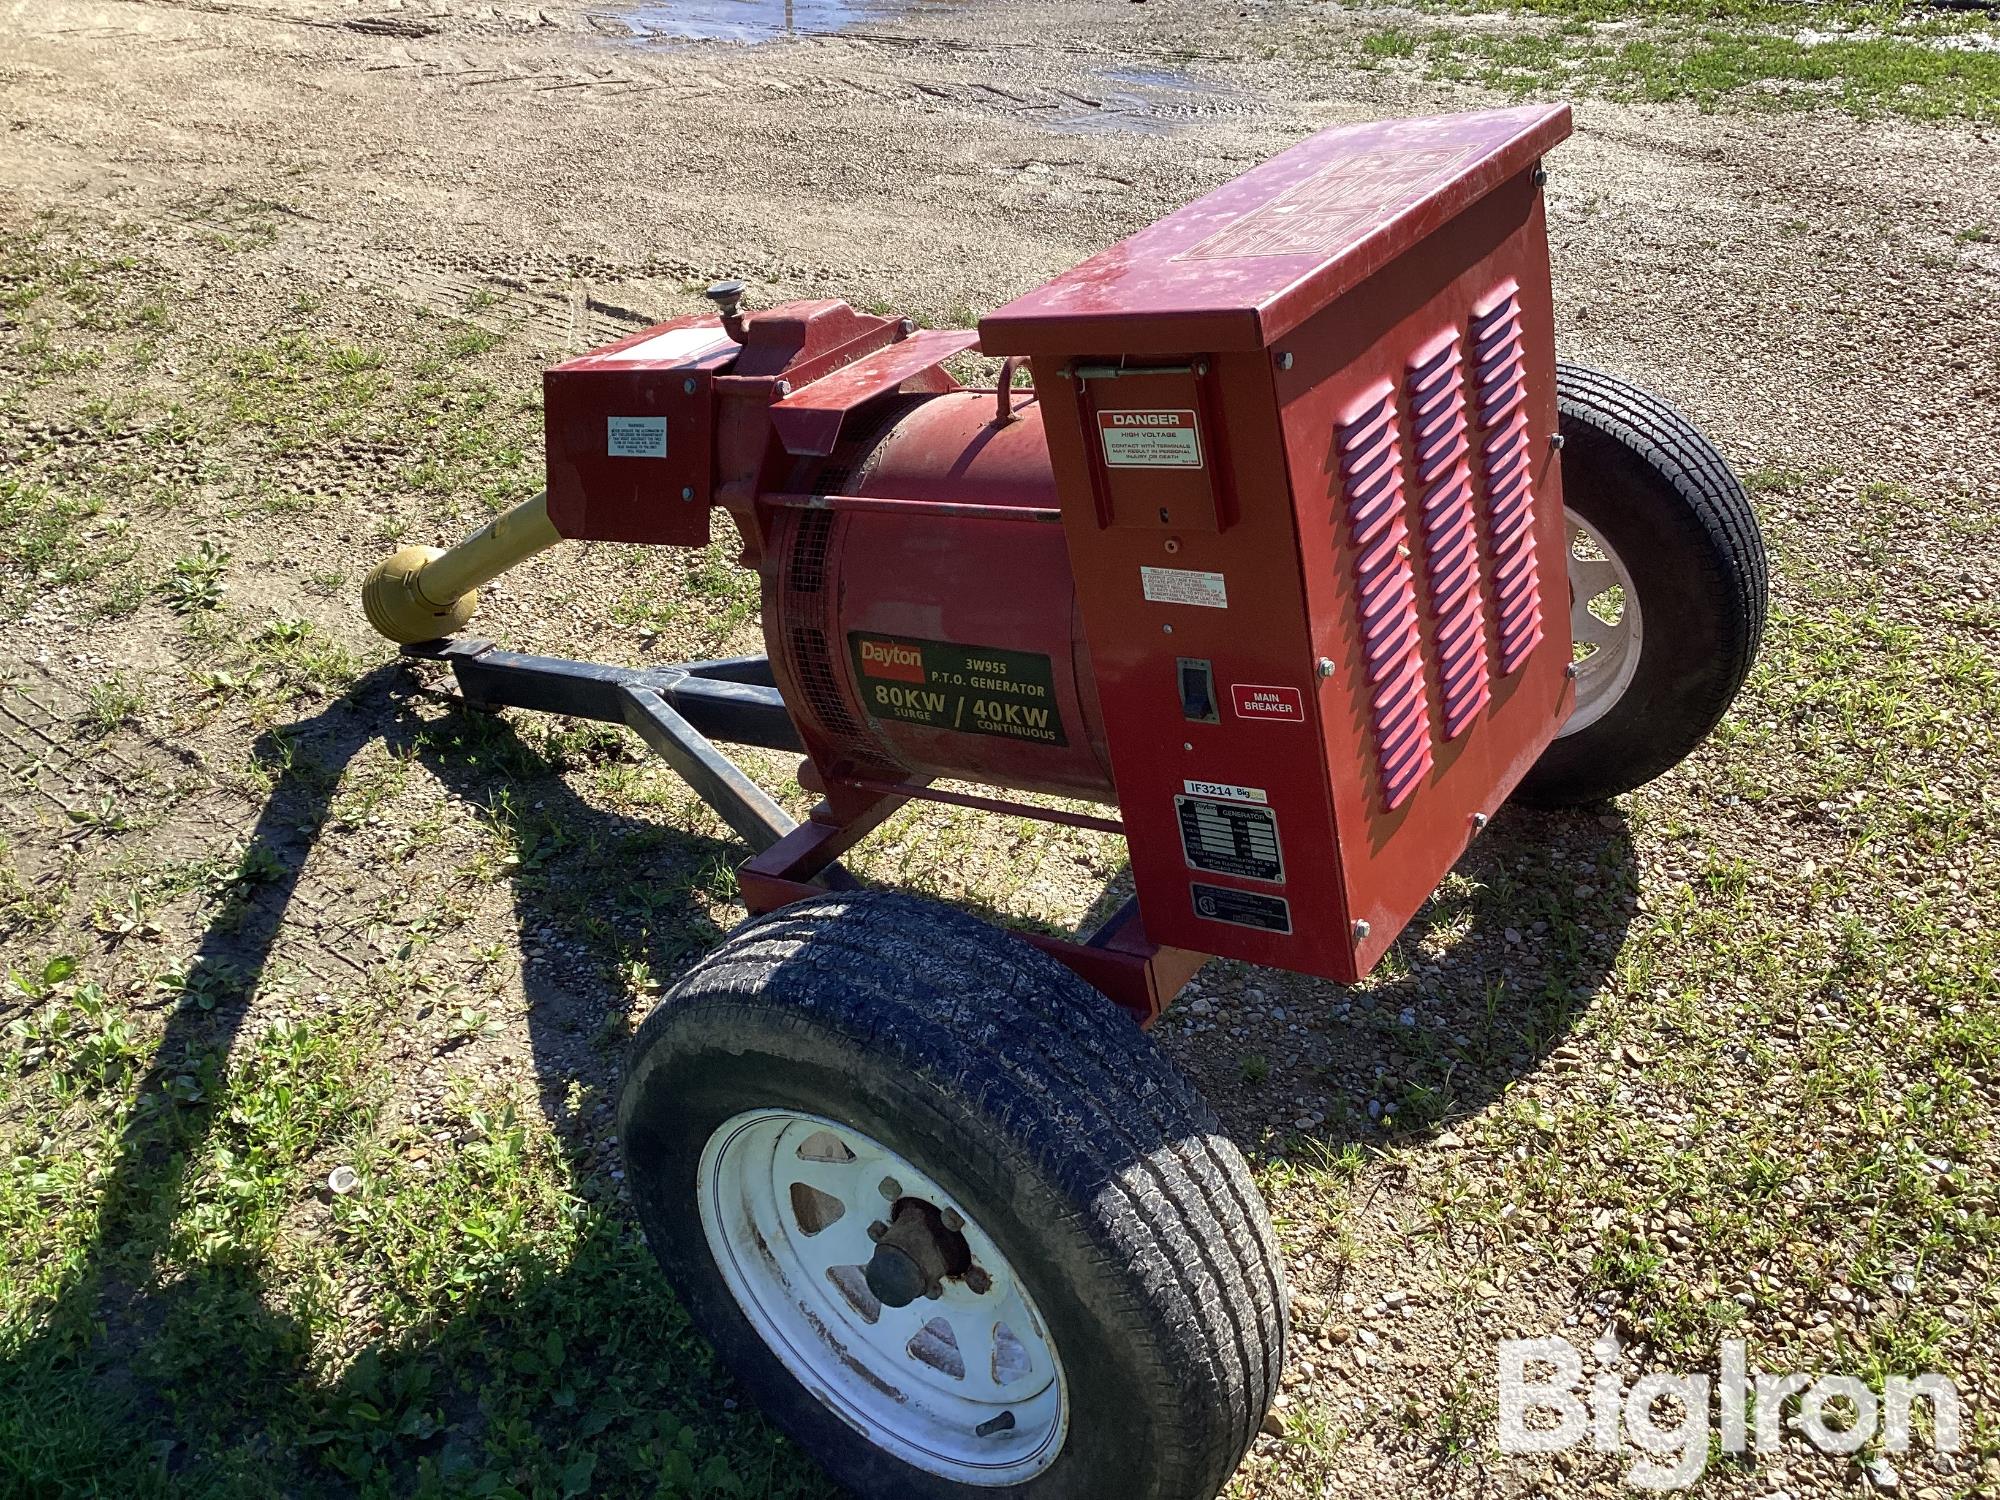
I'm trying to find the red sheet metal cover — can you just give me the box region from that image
[978,104,1570,357]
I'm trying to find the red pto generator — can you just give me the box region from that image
[365,105,1764,1498]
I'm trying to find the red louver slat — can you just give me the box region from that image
[1338,382,1433,810]
[1469,282,1545,677]
[1405,332,1492,740]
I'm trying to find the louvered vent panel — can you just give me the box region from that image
[1338,382,1432,810]
[1405,334,1491,740]
[1470,281,1544,674]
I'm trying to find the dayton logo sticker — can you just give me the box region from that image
[856,638,926,683]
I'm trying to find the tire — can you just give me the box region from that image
[1515,363,1768,807]
[618,891,1286,1500]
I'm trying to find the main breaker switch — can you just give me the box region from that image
[1178,658,1218,722]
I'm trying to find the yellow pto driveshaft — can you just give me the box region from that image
[360,491,561,644]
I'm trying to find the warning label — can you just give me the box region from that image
[606,415,666,458]
[1191,883,1292,935]
[1176,796,1284,884]
[849,634,1066,747]
[1141,566,1228,610]
[1230,683,1305,723]
[1098,409,1202,469]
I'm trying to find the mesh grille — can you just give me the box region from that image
[1470,281,1544,675]
[777,510,877,761]
[1338,381,1433,811]
[1406,332,1491,741]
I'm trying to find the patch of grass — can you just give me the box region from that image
[162,540,230,613]
[1292,0,2000,122]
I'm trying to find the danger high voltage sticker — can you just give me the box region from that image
[848,634,1067,747]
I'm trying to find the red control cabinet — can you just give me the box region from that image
[980,104,1577,981]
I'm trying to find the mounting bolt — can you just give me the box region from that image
[1471,811,1489,831]
[1162,623,1174,635]
[1194,360,1210,376]
[1352,920,1371,942]
[878,1176,903,1201]
[683,377,697,395]
[1277,351,1294,371]
[1532,164,1548,187]
[899,317,917,336]
[1164,538,1181,554]
[774,379,792,397]
[940,1207,964,1232]
[868,1221,888,1242]
[1550,432,1566,450]
[1565,661,1581,679]
[681,486,695,502]
[1316,657,1335,679]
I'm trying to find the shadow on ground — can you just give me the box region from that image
[0,660,1631,1496]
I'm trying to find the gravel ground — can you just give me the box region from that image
[1,0,1997,1495]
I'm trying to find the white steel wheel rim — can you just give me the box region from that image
[698,1109,1068,1485]
[1560,507,1644,736]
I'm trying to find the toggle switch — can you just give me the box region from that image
[1177,657,1218,723]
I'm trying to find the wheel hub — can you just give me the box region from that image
[1560,506,1644,737]
[698,1109,1068,1486]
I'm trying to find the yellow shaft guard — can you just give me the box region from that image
[361,491,561,644]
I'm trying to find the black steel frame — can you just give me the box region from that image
[407,639,805,855]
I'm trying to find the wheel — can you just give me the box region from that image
[1515,363,1768,806]
[619,891,1286,1499]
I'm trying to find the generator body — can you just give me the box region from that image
[383,103,1580,1005]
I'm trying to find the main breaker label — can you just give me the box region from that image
[606,415,667,458]
[1190,883,1292,935]
[1098,409,1202,469]
[1141,566,1228,609]
[1175,796,1284,884]
[1230,683,1305,723]
[848,634,1066,747]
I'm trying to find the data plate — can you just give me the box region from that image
[1174,795,1284,883]
[1190,883,1292,934]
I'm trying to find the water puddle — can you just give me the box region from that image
[623,0,959,43]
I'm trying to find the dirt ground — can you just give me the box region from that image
[1,0,1997,1496]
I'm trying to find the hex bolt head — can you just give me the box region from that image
[1316,657,1336,679]
[682,377,697,395]
[680,486,695,502]
[1471,811,1490,830]
[964,1264,993,1295]
[774,379,792,397]
[1532,164,1548,187]
[1566,661,1581,679]
[1352,919,1371,942]
[940,1207,964,1232]
[1550,432,1566,450]
[1277,351,1294,370]
[878,1176,903,1201]
[867,1220,888,1242]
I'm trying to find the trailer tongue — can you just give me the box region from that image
[362,105,1765,1498]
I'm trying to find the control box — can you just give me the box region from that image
[980,104,1578,981]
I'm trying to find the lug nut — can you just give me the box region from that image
[878,1176,902,1201]
[940,1207,964,1232]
